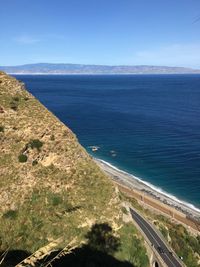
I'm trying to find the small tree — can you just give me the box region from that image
[18,154,28,163]
[29,139,43,151]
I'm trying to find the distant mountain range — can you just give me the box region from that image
[1,63,200,74]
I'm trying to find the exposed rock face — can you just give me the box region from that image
[0,71,120,251]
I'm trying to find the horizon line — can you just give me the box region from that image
[1,62,200,70]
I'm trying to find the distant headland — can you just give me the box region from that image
[1,63,200,74]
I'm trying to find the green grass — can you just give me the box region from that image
[48,193,63,206]
[3,210,18,220]
[116,223,149,267]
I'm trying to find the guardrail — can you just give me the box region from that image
[129,207,168,267]
[128,206,186,267]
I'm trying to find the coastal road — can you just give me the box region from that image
[130,208,183,267]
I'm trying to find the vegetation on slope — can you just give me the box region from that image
[0,71,119,250]
[156,217,200,267]
[121,192,200,267]
[0,72,149,267]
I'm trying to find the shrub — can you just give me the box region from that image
[0,126,4,132]
[29,139,43,151]
[3,210,18,219]
[0,106,4,113]
[47,193,63,206]
[52,195,63,206]
[160,225,168,239]
[32,159,38,166]
[10,101,18,111]
[13,96,20,101]
[50,134,55,141]
[63,130,68,137]
[121,207,128,215]
[18,154,28,163]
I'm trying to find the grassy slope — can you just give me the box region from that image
[0,71,121,250]
[0,72,149,267]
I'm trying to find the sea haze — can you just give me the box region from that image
[15,74,200,209]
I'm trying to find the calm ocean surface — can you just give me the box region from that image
[15,74,200,209]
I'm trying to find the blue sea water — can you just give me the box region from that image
[14,74,200,210]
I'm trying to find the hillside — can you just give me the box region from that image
[1,63,200,74]
[0,72,149,266]
[0,71,120,246]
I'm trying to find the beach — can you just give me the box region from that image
[94,158,200,231]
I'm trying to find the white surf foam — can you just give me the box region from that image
[95,157,200,214]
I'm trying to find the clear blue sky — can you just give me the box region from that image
[1,0,200,67]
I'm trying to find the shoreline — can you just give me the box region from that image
[94,157,200,222]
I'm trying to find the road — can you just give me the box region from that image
[130,208,183,267]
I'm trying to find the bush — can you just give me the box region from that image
[160,225,168,239]
[0,126,4,132]
[3,210,18,220]
[52,195,63,206]
[48,193,63,206]
[121,207,128,215]
[18,154,28,163]
[29,139,43,151]
[13,96,20,101]
[169,225,200,267]
[10,101,18,111]
[32,159,38,166]
[50,134,55,141]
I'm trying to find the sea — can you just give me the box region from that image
[14,74,200,211]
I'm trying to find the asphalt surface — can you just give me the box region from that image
[130,208,183,267]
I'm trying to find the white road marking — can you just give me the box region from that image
[131,210,179,267]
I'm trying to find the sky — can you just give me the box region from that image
[1,0,200,68]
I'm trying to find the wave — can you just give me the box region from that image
[95,157,200,214]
